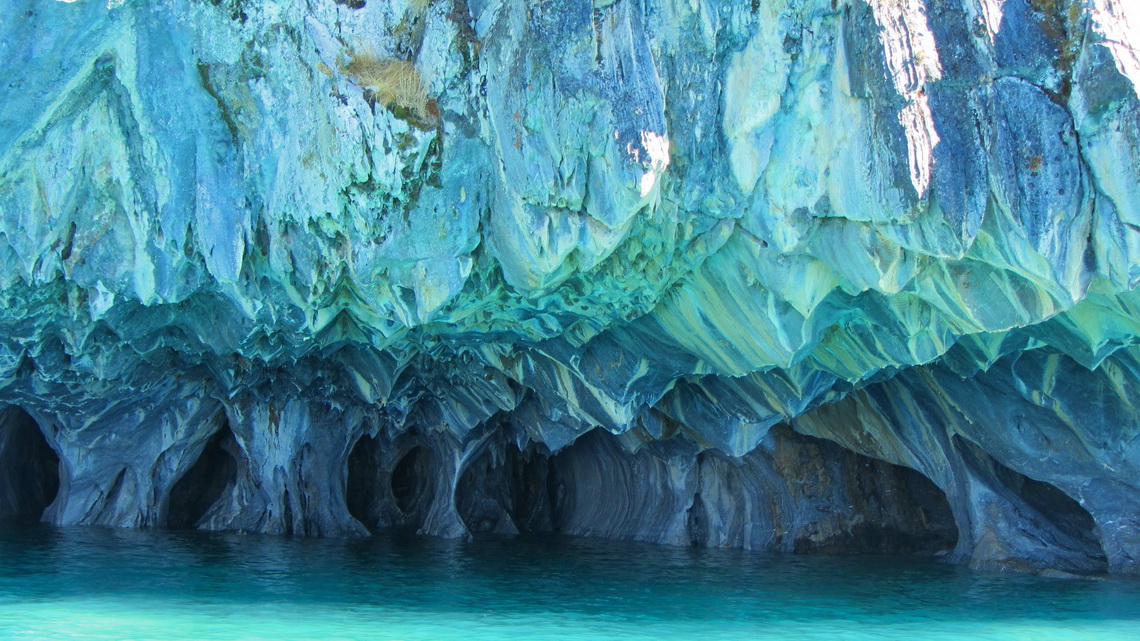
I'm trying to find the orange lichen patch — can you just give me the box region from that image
[1026,0,1082,98]
[1027,155,1043,171]
[340,54,435,125]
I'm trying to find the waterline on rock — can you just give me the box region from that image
[0,526,1137,641]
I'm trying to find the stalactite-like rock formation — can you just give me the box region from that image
[1,0,1139,573]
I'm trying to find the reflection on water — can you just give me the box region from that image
[1,524,1138,640]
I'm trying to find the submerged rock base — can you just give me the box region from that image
[0,390,1121,575]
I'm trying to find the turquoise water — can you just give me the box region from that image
[1,526,1138,640]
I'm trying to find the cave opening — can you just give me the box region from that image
[391,446,433,522]
[992,458,1106,563]
[0,406,60,524]
[452,427,963,555]
[346,434,384,531]
[719,427,960,556]
[887,464,960,554]
[167,421,238,530]
[455,441,553,536]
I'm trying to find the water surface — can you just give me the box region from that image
[0,525,1137,640]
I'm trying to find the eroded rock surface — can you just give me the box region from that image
[1,0,1139,573]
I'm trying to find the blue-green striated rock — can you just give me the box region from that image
[1,0,1139,573]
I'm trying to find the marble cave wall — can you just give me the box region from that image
[1,0,1139,573]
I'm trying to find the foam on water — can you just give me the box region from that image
[1,525,1137,640]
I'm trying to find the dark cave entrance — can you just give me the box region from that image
[167,421,238,529]
[858,463,960,556]
[346,434,384,530]
[455,441,553,535]
[391,446,432,518]
[0,406,60,524]
[452,427,963,555]
[346,437,450,533]
[775,428,960,556]
[991,457,1106,564]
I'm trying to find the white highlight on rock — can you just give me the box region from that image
[871,0,942,197]
[89,282,116,320]
[723,5,790,195]
[974,0,1005,45]
[1091,0,1140,96]
[637,130,671,198]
